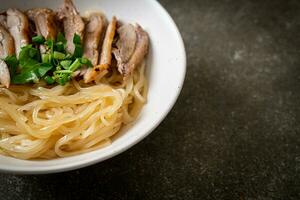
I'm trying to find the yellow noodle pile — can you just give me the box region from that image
[0,64,147,160]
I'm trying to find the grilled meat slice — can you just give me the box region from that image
[113,24,149,78]
[6,8,30,57]
[57,0,85,54]
[84,16,116,83]
[0,25,15,87]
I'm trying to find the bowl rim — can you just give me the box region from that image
[0,0,186,174]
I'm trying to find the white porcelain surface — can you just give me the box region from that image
[0,0,186,174]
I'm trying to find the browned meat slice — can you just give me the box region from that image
[113,24,149,78]
[83,12,106,66]
[27,8,58,40]
[27,8,59,54]
[113,24,137,69]
[84,16,117,83]
[98,16,117,70]
[6,8,30,57]
[0,25,14,56]
[0,60,10,88]
[57,0,85,54]
[0,25,15,88]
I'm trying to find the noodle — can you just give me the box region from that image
[0,63,147,159]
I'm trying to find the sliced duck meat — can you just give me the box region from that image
[113,24,149,78]
[0,25,15,87]
[0,60,10,88]
[113,24,137,67]
[84,16,116,83]
[27,8,58,40]
[6,8,30,57]
[27,8,59,54]
[98,16,117,70]
[0,25,15,57]
[83,12,106,66]
[57,0,85,54]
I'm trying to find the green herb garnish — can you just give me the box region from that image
[32,35,45,44]
[4,55,18,76]
[4,33,92,86]
[44,75,55,85]
[60,60,72,70]
[73,34,83,58]
[53,51,66,60]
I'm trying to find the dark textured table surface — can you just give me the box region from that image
[1,0,300,199]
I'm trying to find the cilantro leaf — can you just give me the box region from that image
[4,55,19,76]
[37,63,53,77]
[19,45,40,67]
[73,44,83,58]
[12,62,52,84]
[32,35,45,44]
[12,70,39,84]
[72,34,83,58]
[73,34,81,45]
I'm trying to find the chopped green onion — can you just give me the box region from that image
[65,54,73,59]
[60,60,72,69]
[53,51,66,60]
[69,58,82,72]
[32,35,45,44]
[80,57,88,63]
[55,74,71,86]
[42,54,50,63]
[44,75,55,84]
[80,57,93,67]
[54,70,72,74]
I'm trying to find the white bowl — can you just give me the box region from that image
[0,0,186,174]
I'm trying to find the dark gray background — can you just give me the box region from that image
[1,0,300,199]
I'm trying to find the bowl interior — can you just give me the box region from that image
[0,0,186,174]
